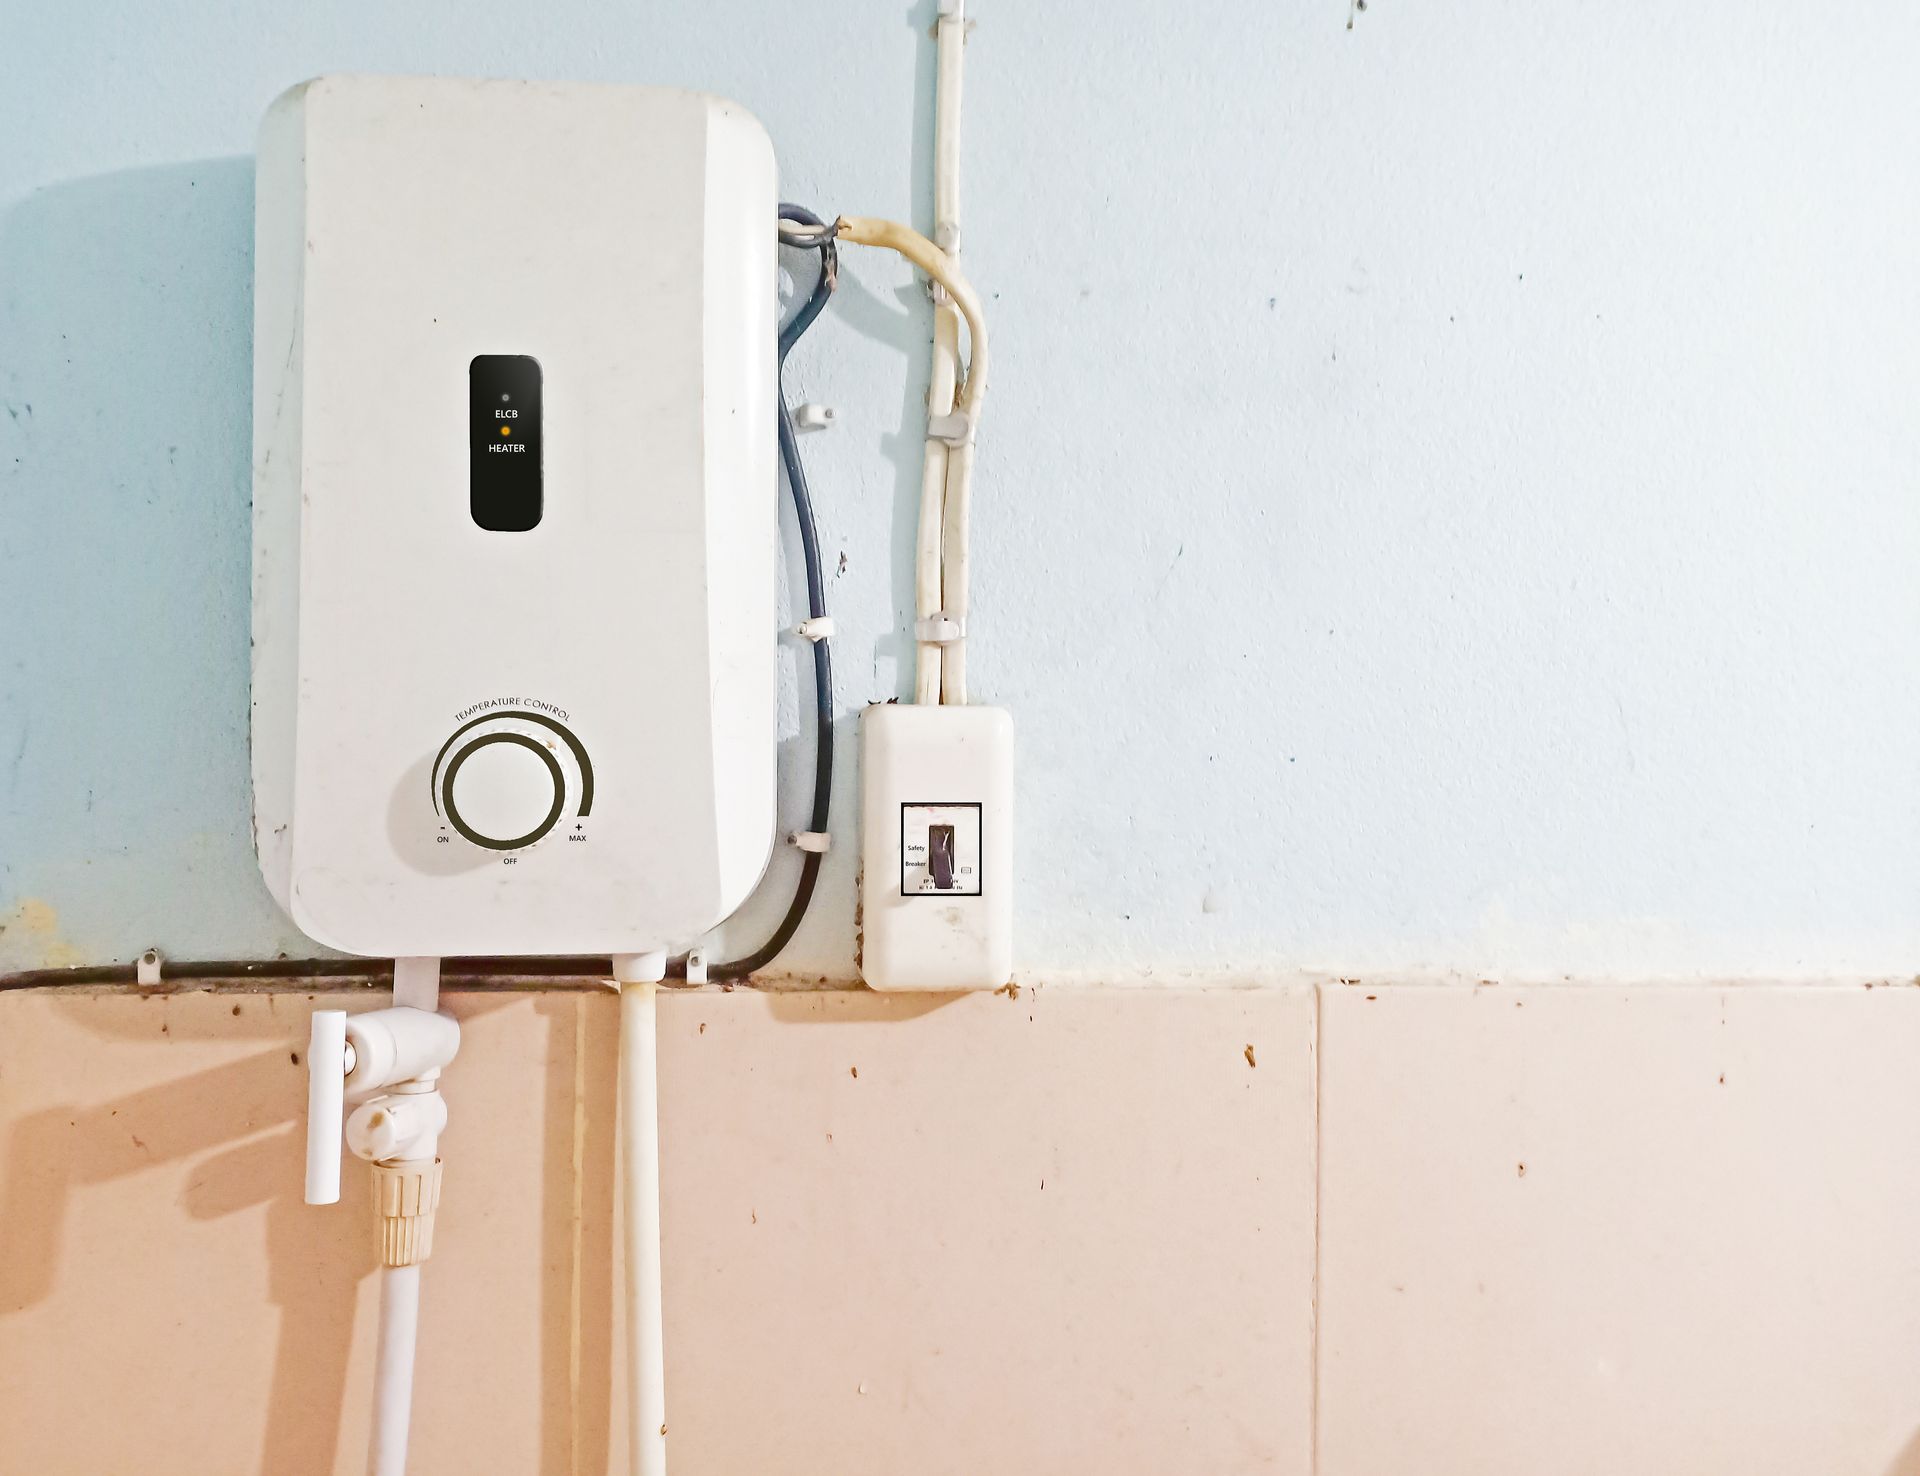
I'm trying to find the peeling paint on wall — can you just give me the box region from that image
[0,899,88,971]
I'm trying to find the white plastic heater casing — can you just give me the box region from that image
[252,76,778,958]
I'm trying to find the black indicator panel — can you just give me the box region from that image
[469,355,543,531]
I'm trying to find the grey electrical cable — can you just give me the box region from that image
[666,203,838,982]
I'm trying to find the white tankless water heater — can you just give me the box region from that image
[251,75,777,958]
[251,52,1000,1476]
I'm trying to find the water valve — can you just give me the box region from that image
[304,1007,461,1206]
[347,1088,449,1163]
[305,1011,349,1205]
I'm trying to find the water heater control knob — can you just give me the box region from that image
[440,732,567,850]
[429,708,595,854]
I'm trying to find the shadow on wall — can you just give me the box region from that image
[0,159,308,970]
[0,1042,378,1469]
[0,995,374,1472]
[1889,1429,1920,1476]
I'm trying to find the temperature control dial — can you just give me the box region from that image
[430,709,595,852]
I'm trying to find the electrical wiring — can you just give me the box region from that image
[916,305,960,703]
[667,203,838,982]
[831,216,989,705]
[777,219,839,250]
[696,208,992,975]
[833,217,988,424]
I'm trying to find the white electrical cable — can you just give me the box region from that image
[836,221,987,427]
[916,312,957,703]
[615,953,669,1476]
[837,11,986,707]
[835,216,989,711]
[938,434,974,706]
[369,1264,422,1476]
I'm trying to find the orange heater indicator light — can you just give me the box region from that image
[499,425,511,436]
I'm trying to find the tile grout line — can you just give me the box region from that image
[1309,981,1323,1476]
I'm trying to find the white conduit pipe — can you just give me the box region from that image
[915,312,957,705]
[937,435,974,706]
[934,0,965,251]
[932,0,971,705]
[916,0,968,705]
[615,952,669,1476]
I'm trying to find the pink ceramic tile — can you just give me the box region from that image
[654,986,1316,1476]
[1317,983,1920,1476]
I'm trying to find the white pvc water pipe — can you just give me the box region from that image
[392,954,440,1012]
[367,956,440,1476]
[615,952,669,1476]
[369,1263,422,1476]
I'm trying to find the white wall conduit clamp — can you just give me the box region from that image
[926,410,973,446]
[683,948,708,984]
[789,830,831,853]
[793,403,836,431]
[915,614,965,644]
[794,617,835,641]
[135,948,163,985]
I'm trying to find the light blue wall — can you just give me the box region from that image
[5,2,1918,981]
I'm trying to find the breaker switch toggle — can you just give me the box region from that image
[929,824,957,889]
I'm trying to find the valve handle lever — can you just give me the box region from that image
[305,1010,349,1205]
